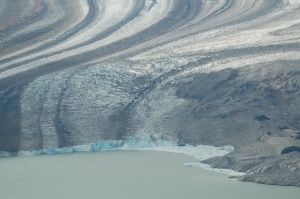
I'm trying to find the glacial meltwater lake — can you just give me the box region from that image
[0,150,299,199]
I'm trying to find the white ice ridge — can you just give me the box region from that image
[0,133,244,176]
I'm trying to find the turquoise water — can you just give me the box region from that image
[0,150,299,199]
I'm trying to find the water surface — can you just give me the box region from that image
[0,150,299,199]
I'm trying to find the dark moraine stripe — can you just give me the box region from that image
[64,0,146,51]
[54,70,80,148]
[0,0,202,151]
[281,146,300,154]
[1,0,146,70]
[123,0,298,62]
[0,2,48,54]
[0,82,28,152]
[1,0,200,77]
[48,0,202,65]
[0,0,97,68]
[0,0,144,72]
[214,0,286,28]
[0,0,47,33]
[136,0,285,57]
[148,0,157,11]
[205,0,233,20]
[199,0,285,25]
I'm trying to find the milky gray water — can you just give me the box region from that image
[0,150,299,199]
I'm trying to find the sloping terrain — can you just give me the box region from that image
[0,0,300,186]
